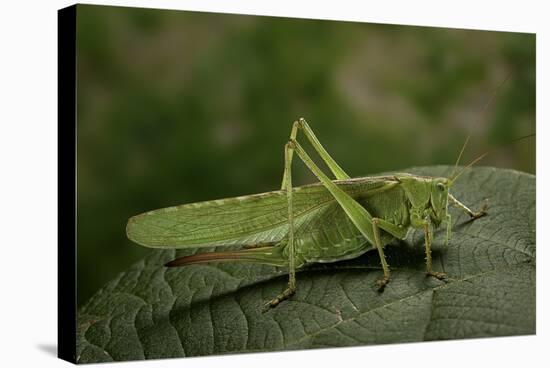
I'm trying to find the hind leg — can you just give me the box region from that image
[266,119,353,310]
[286,140,398,294]
[263,142,297,310]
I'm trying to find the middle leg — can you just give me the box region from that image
[371,217,408,290]
[423,219,446,280]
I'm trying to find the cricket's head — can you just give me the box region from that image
[396,174,450,227]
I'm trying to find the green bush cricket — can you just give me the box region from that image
[126,118,490,310]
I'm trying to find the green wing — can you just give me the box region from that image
[126,176,398,248]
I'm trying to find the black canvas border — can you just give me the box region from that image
[58,4,77,364]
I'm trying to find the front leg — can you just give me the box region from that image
[449,194,488,219]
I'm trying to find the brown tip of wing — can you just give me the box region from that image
[165,251,246,267]
[164,245,286,267]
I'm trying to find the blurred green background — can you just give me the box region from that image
[76,5,535,307]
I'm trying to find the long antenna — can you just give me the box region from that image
[449,152,489,185]
[449,71,514,179]
[449,133,535,185]
[480,71,513,116]
[450,134,470,179]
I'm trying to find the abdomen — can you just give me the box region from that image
[288,186,409,266]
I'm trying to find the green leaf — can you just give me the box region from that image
[77,166,535,363]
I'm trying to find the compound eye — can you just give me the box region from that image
[437,183,445,191]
